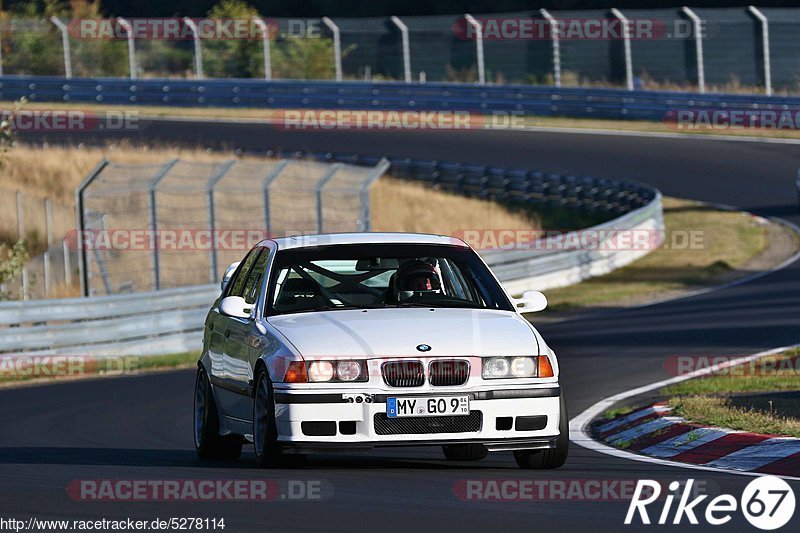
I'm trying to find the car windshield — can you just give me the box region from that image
[266,243,514,316]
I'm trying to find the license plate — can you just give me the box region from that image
[386,396,470,418]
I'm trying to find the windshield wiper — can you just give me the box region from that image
[392,301,485,309]
[314,303,387,311]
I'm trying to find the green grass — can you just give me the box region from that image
[602,405,635,420]
[661,350,800,396]
[660,348,800,438]
[0,351,200,386]
[134,351,200,371]
[669,395,800,438]
[544,197,768,312]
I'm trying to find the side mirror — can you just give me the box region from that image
[221,261,241,292]
[514,290,548,313]
[219,296,252,319]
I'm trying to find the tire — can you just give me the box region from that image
[253,368,306,468]
[194,367,243,460]
[514,393,569,469]
[442,444,489,461]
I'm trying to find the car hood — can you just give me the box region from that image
[267,308,541,357]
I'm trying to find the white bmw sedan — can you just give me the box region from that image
[194,233,567,469]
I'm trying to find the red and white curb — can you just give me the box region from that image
[570,343,800,480]
[595,403,800,476]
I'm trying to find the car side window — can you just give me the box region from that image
[242,249,270,305]
[226,248,260,298]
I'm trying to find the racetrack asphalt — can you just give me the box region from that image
[3,121,800,531]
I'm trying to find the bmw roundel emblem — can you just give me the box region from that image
[416,344,432,352]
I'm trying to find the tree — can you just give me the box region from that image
[273,36,354,80]
[203,0,264,78]
[0,240,30,301]
[1,0,127,76]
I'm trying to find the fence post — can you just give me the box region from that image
[117,17,137,79]
[359,158,391,232]
[147,159,179,291]
[44,198,53,298]
[94,214,112,295]
[50,16,72,79]
[390,16,411,83]
[183,18,204,79]
[322,17,343,81]
[610,8,634,90]
[16,191,28,300]
[682,7,705,93]
[43,250,50,298]
[464,14,485,84]
[63,238,72,287]
[252,18,273,80]
[75,159,109,297]
[262,160,289,237]
[748,6,772,96]
[206,159,235,284]
[539,9,561,88]
[316,163,342,234]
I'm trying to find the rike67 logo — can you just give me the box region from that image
[626,476,795,530]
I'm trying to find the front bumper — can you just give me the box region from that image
[272,385,561,452]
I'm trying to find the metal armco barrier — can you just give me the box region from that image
[0,152,663,356]
[1,76,797,122]
[1,8,797,91]
[0,284,218,355]
[308,151,663,296]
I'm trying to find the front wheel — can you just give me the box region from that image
[194,367,243,460]
[253,369,307,468]
[514,393,569,469]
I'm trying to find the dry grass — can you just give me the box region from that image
[0,142,537,248]
[1,143,239,204]
[544,197,770,311]
[9,100,800,140]
[371,178,537,235]
[0,144,537,298]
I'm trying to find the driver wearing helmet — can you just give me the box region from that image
[392,259,443,303]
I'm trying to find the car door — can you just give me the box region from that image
[206,260,250,381]
[210,248,260,384]
[205,251,252,381]
[206,307,227,381]
[212,247,266,421]
[223,247,271,396]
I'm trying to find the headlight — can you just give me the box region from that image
[303,360,368,382]
[482,356,544,379]
[308,361,334,382]
[337,361,361,382]
[482,357,511,379]
[511,356,536,377]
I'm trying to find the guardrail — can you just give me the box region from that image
[0,284,218,355]
[309,151,662,295]
[1,75,795,122]
[0,151,663,356]
[484,195,662,296]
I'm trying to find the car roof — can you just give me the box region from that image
[261,232,469,251]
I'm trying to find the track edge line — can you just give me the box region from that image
[569,343,800,481]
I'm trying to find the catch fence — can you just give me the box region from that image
[76,157,389,296]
